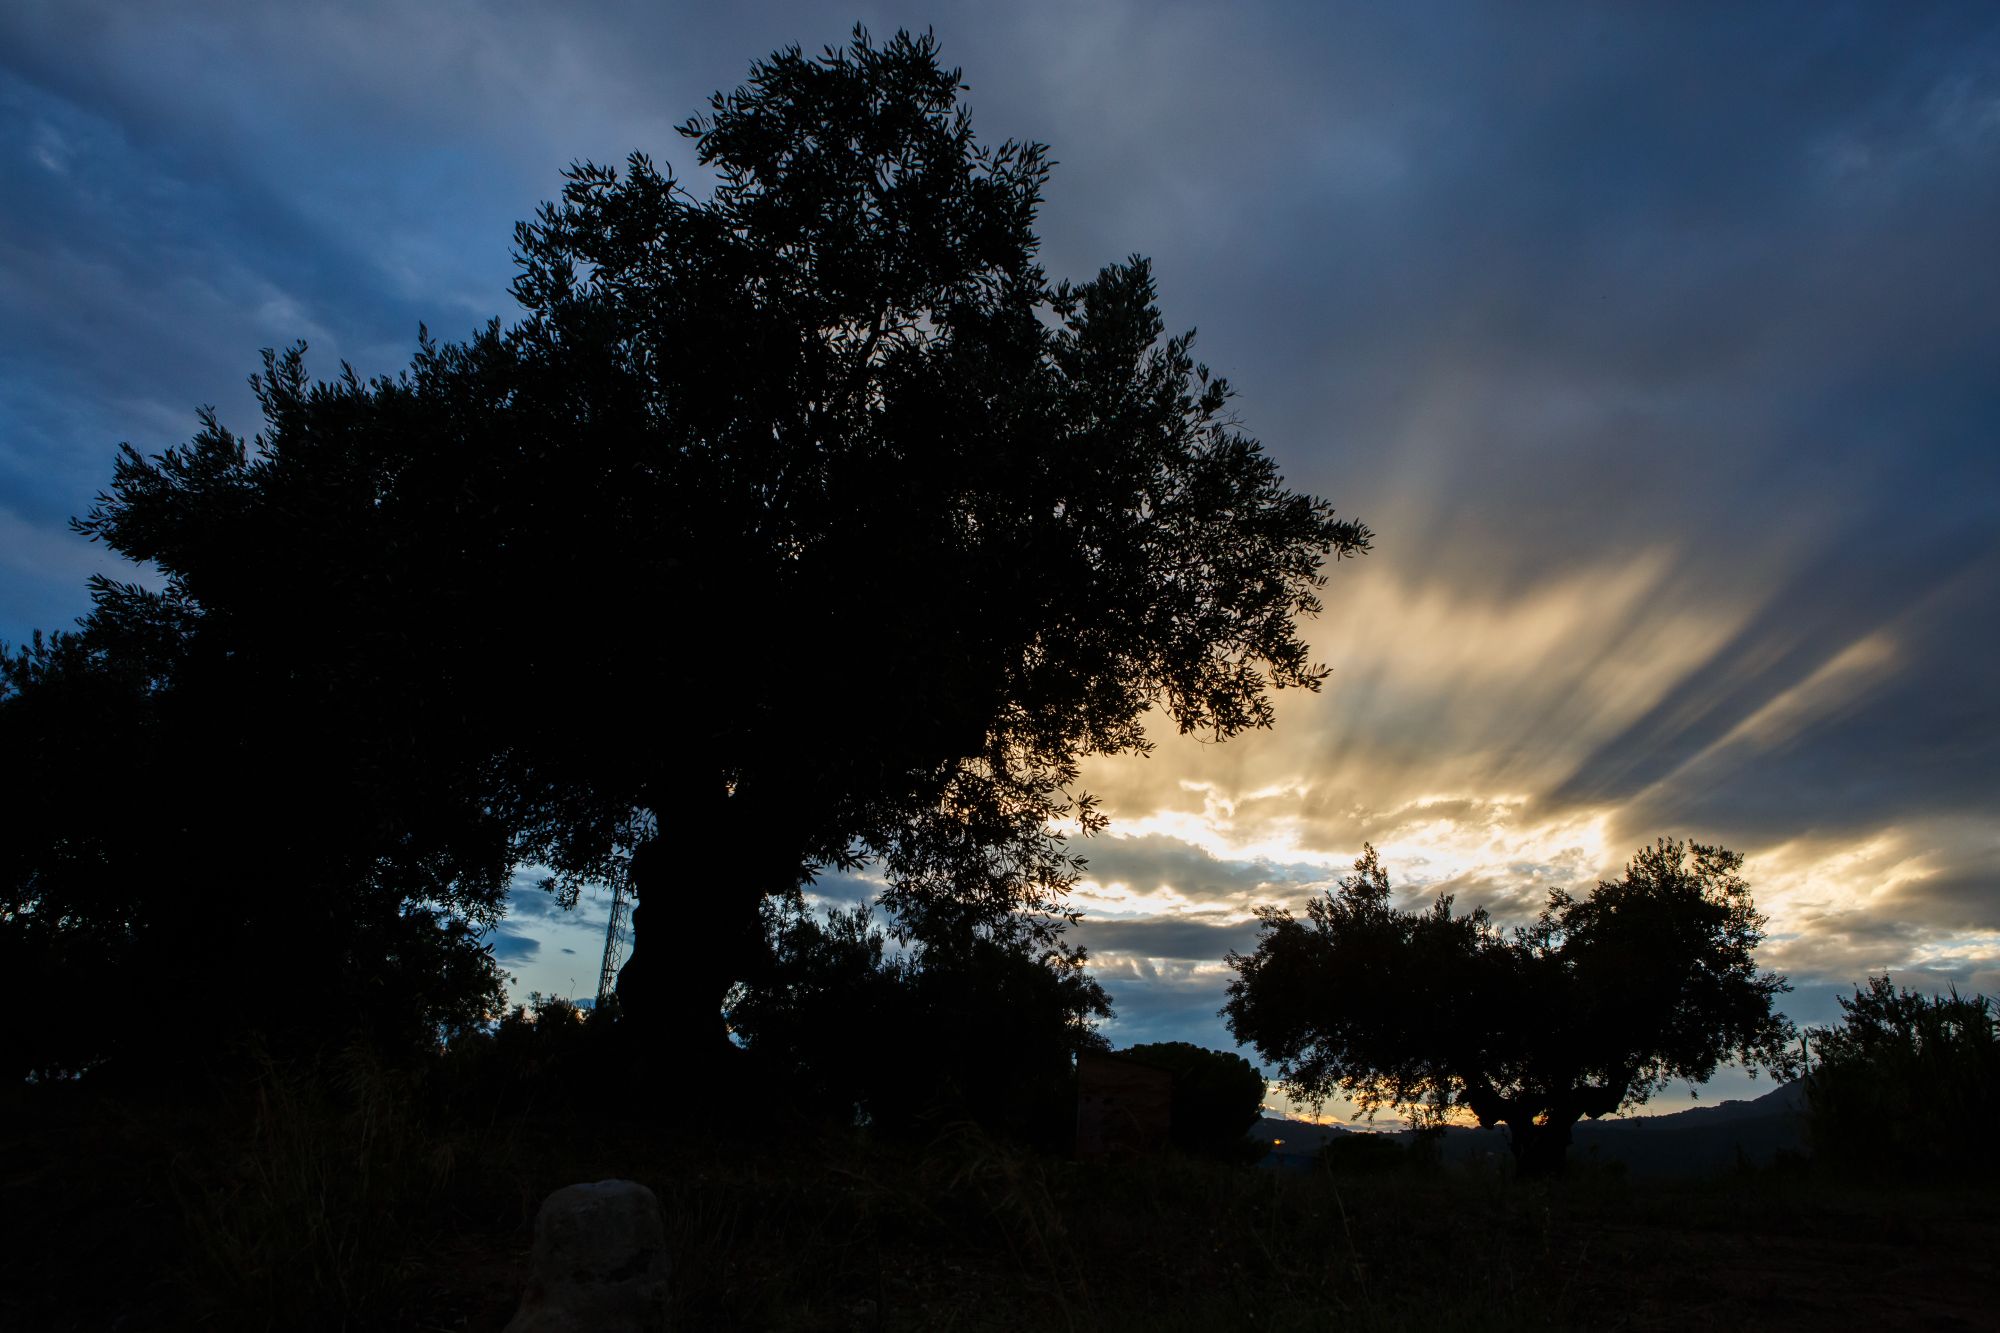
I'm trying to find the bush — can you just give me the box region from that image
[1319,1132,1422,1177]
[1117,1041,1268,1161]
[436,991,631,1118]
[730,903,1111,1147]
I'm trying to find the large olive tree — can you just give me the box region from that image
[63,28,1369,1064]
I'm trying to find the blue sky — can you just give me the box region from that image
[4,3,1996,1118]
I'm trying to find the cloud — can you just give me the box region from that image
[503,874,611,930]
[1088,955,1248,1058]
[1074,916,1262,964]
[0,505,156,640]
[1070,832,1327,915]
[485,929,541,965]
[801,868,883,908]
[503,880,564,920]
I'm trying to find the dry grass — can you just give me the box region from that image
[4,1060,1996,1332]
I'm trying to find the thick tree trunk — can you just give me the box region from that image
[615,838,766,1059]
[1505,1116,1576,1179]
[614,783,806,1067]
[1464,1074,1620,1180]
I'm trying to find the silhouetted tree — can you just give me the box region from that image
[726,903,903,1120]
[1806,975,1999,1178]
[1118,1041,1268,1160]
[729,901,1109,1144]
[1225,840,1798,1176]
[65,27,1367,1064]
[444,992,628,1116]
[1,615,507,1081]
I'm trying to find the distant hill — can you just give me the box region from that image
[1568,1078,1808,1175]
[1253,1115,1352,1171]
[1256,1081,1810,1177]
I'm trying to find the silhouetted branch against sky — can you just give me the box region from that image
[3,4,1994,1113]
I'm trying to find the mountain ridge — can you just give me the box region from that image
[1256,1079,1809,1175]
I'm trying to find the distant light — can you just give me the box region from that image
[1272,1139,1284,1146]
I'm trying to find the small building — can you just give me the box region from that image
[1075,1050,1175,1161]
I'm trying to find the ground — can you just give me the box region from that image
[4,1074,1994,1331]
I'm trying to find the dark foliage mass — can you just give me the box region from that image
[0,27,1365,1080]
[729,903,1110,1147]
[1226,839,1799,1175]
[1116,1041,1268,1160]
[1807,975,1999,1179]
[0,621,507,1081]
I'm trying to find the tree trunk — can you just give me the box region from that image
[1505,1116,1576,1179]
[614,783,806,1066]
[616,838,765,1059]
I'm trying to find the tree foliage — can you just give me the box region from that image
[728,902,1110,1144]
[1807,975,1999,1178]
[1117,1041,1268,1161]
[0,616,506,1081]
[47,25,1367,1058]
[1224,840,1798,1174]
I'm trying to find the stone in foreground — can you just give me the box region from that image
[505,1179,668,1333]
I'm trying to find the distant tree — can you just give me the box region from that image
[66,27,1368,1063]
[1118,1041,1268,1160]
[729,901,1110,1144]
[726,903,904,1119]
[1225,840,1798,1176]
[441,991,630,1115]
[1806,975,1999,1178]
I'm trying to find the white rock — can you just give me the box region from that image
[504,1179,668,1333]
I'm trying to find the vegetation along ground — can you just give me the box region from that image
[4,1045,1995,1332]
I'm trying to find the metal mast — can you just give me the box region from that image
[593,817,651,1011]
[595,879,632,1009]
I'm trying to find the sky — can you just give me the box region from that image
[4,2,1996,1119]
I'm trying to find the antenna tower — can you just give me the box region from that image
[595,880,631,1009]
[593,817,651,1011]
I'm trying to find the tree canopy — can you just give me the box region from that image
[1806,975,1998,1178]
[9,27,1366,1073]
[1,597,508,1081]
[1224,840,1798,1175]
[730,901,1110,1144]
[1117,1041,1269,1161]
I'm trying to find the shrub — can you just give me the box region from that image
[730,903,1110,1146]
[1117,1041,1268,1161]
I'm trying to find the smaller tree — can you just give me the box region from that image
[1118,1041,1268,1161]
[729,900,1111,1145]
[1806,975,1999,1178]
[1224,840,1798,1176]
[726,903,904,1120]
[1,624,508,1082]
